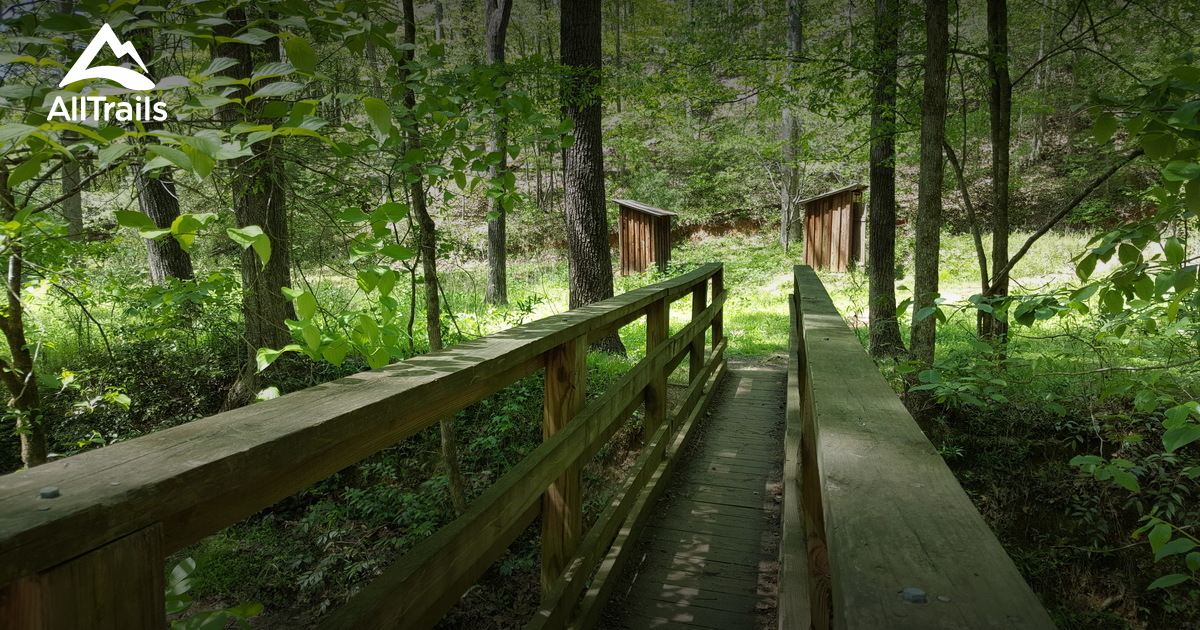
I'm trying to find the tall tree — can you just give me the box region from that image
[136,169,195,284]
[779,0,804,250]
[907,0,949,416]
[0,166,47,468]
[59,0,82,243]
[134,30,193,285]
[402,0,468,515]
[484,0,514,306]
[979,0,1011,341]
[867,0,905,357]
[217,9,297,409]
[561,0,625,354]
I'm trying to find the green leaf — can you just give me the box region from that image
[1149,523,1172,553]
[227,226,272,267]
[914,306,937,322]
[1162,161,1200,182]
[379,244,414,260]
[198,57,239,77]
[249,82,304,99]
[115,210,155,230]
[1093,113,1118,145]
[98,143,133,169]
[40,13,92,31]
[377,202,408,222]
[8,154,47,188]
[1101,289,1124,315]
[377,270,397,296]
[1163,425,1200,452]
[301,324,321,350]
[1154,538,1197,561]
[367,347,390,369]
[1141,133,1177,160]
[256,344,301,372]
[362,97,392,136]
[1164,238,1185,265]
[295,291,317,321]
[321,339,348,366]
[0,124,37,145]
[1187,552,1200,573]
[146,145,193,172]
[1110,469,1140,492]
[1147,574,1188,590]
[284,37,317,73]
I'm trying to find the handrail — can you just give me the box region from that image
[0,263,727,630]
[782,265,1054,629]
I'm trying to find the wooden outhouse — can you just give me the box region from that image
[614,199,676,276]
[800,184,867,272]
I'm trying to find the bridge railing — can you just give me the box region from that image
[782,265,1055,629]
[0,263,727,630]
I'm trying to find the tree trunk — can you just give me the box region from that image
[907,0,949,417]
[979,0,1011,342]
[216,10,296,410]
[59,1,82,242]
[402,0,468,516]
[867,0,905,357]
[561,0,626,354]
[0,166,48,468]
[136,170,195,285]
[779,0,804,250]
[485,0,513,306]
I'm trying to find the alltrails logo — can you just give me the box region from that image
[49,23,168,122]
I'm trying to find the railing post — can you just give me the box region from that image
[711,267,724,351]
[644,298,669,441]
[0,524,165,629]
[541,336,586,597]
[689,281,707,385]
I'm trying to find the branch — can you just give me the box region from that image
[943,141,990,293]
[987,148,1143,294]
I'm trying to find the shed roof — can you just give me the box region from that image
[796,184,867,207]
[611,199,678,217]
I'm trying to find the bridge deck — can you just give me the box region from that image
[602,361,784,629]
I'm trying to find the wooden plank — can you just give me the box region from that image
[569,358,727,630]
[0,264,721,587]
[321,293,727,630]
[527,342,723,630]
[711,270,724,350]
[542,336,587,595]
[626,598,759,629]
[0,524,164,630]
[645,299,669,442]
[779,295,814,630]
[794,266,1055,629]
[689,283,706,385]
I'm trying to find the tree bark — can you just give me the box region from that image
[216,9,296,410]
[59,1,82,242]
[561,0,626,354]
[779,0,804,250]
[907,0,949,417]
[484,0,513,306]
[979,0,1011,342]
[0,166,48,468]
[867,0,905,357]
[402,0,468,516]
[136,169,195,285]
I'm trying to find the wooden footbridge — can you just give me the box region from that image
[0,264,1055,629]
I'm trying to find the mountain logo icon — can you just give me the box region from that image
[59,23,155,91]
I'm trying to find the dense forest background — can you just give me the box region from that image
[2,0,1200,627]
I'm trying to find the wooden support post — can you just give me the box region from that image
[711,269,724,351]
[0,523,165,630]
[644,299,669,441]
[541,336,586,597]
[689,282,706,385]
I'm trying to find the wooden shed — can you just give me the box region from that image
[800,184,867,272]
[614,199,676,276]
